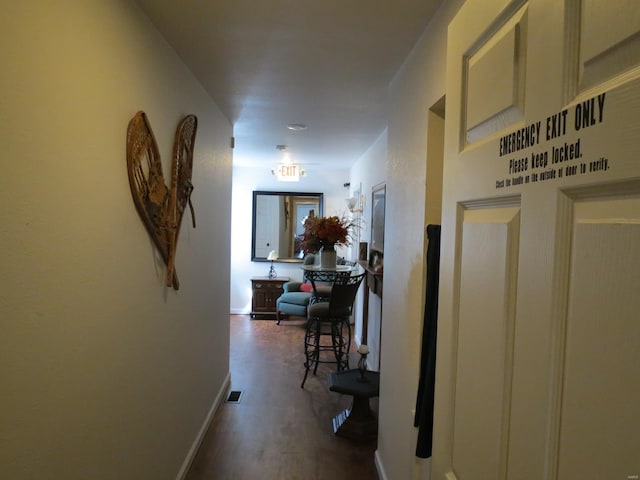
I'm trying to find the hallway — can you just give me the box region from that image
[185,315,379,480]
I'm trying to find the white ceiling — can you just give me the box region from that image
[136,0,443,170]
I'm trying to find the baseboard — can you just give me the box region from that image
[375,449,389,480]
[175,371,231,480]
[230,307,250,315]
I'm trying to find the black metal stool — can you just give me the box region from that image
[301,271,365,388]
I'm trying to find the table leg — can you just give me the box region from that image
[331,395,378,440]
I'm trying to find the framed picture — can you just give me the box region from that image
[370,183,386,253]
[359,242,368,261]
[369,249,383,273]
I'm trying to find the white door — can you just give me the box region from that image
[432,1,640,479]
[255,194,279,258]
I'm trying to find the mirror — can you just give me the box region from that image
[252,191,323,262]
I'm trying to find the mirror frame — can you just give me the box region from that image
[251,190,324,263]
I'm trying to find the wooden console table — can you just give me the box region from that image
[250,277,289,319]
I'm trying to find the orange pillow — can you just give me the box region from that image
[299,283,313,293]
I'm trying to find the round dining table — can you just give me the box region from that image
[301,263,363,299]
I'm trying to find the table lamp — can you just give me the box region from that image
[267,250,278,278]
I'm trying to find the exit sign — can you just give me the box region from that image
[276,164,300,181]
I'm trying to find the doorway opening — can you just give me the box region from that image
[425,95,445,228]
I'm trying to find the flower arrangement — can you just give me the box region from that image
[300,214,357,253]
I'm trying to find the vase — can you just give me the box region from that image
[320,244,337,269]
[357,353,368,382]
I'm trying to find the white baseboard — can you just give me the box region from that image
[230,308,250,315]
[375,449,389,480]
[175,371,231,480]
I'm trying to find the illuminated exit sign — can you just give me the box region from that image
[276,164,300,181]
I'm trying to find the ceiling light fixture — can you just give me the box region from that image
[286,123,307,131]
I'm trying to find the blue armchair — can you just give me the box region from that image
[275,281,314,324]
[275,254,316,324]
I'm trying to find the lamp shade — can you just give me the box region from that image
[267,250,278,261]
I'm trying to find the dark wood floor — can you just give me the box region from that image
[185,315,379,480]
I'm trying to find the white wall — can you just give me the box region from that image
[230,165,351,313]
[0,1,232,479]
[372,1,465,480]
[349,129,388,368]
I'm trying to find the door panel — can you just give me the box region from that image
[581,0,640,89]
[556,193,640,479]
[466,5,527,143]
[433,1,640,479]
[453,206,520,480]
[254,194,278,258]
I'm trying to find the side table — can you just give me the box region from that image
[328,369,380,440]
[250,277,289,319]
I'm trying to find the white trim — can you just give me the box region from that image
[375,449,389,480]
[175,371,232,480]
[230,307,250,315]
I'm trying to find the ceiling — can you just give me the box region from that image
[136,0,443,170]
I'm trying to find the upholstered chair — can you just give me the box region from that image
[275,254,316,324]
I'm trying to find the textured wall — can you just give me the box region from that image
[375,1,465,479]
[0,1,232,478]
[349,130,388,368]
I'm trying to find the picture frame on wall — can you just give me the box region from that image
[371,183,386,253]
[359,242,368,262]
[369,249,383,273]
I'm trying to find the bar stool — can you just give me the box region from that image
[301,271,365,388]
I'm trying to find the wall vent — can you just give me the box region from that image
[226,390,243,403]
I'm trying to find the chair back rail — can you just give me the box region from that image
[326,272,365,315]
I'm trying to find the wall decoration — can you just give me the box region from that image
[126,111,198,290]
[359,242,368,262]
[166,114,198,286]
[370,183,386,253]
